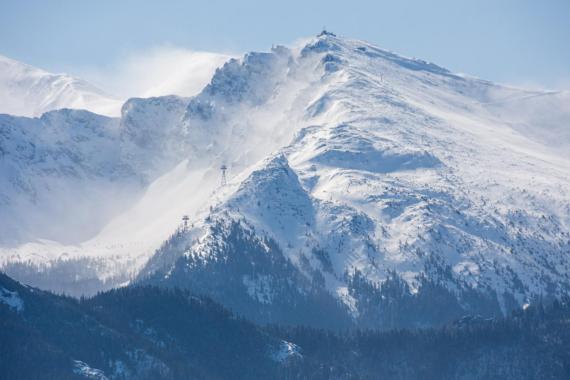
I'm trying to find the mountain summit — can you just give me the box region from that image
[1,33,570,327]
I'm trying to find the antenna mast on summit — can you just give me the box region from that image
[220,165,228,186]
[182,215,189,231]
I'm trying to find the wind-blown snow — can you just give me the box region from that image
[95,47,232,99]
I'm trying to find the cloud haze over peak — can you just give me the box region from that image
[78,46,233,100]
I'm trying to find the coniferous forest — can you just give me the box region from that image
[2,272,570,380]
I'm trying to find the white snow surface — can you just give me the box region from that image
[73,360,108,380]
[114,49,232,99]
[272,340,302,362]
[0,286,24,312]
[0,55,122,117]
[1,33,570,305]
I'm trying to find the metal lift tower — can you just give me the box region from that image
[220,165,228,186]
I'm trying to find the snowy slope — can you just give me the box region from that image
[141,33,570,325]
[1,32,570,324]
[0,96,195,293]
[0,54,122,117]
[0,110,139,244]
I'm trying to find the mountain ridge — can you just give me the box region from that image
[0,54,123,117]
[1,33,569,328]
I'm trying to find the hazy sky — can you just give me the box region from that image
[1,0,569,90]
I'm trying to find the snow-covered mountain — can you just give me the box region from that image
[1,32,570,327]
[0,96,195,294]
[0,54,122,117]
[0,109,137,245]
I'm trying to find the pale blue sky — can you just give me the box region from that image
[1,0,569,89]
